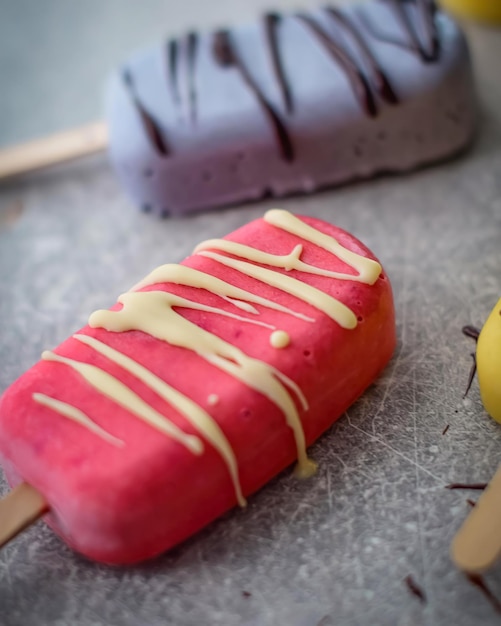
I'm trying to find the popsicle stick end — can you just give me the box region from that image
[450,465,501,574]
[0,482,48,548]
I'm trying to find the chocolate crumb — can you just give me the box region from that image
[463,353,477,398]
[445,483,487,491]
[242,591,252,598]
[462,325,480,341]
[467,574,501,614]
[442,424,450,435]
[466,499,476,507]
[462,325,480,397]
[404,575,426,603]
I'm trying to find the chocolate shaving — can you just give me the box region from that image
[463,353,477,399]
[461,325,479,397]
[404,574,426,603]
[442,424,450,435]
[467,574,501,615]
[242,590,252,598]
[445,483,487,491]
[462,325,480,341]
[466,499,476,507]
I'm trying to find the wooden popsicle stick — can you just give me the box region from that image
[0,121,108,181]
[451,463,501,573]
[0,482,48,548]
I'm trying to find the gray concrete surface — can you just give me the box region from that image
[1,1,501,625]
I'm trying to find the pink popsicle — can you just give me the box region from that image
[0,209,396,564]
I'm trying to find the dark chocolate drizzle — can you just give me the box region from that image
[296,13,377,117]
[122,69,169,156]
[324,7,398,105]
[385,0,439,62]
[360,0,440,63]
[212,29,294,162]
[419,0,440,60]
[132,3,442,161]
[168,39,180,106]
[263,13,293,114]
[168,33,198,121]
[184,31,199,122]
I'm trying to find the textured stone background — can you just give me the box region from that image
[1,1,501,625]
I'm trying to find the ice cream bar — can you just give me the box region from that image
[0,210,396,564]
[106,0,476,216]
[475,298,501,424]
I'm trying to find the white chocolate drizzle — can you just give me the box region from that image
[73,333,245,507]
[89,290,310,475]
[263,209,381,284]
[208,394,219,406]
[41,350,204,456]
[132,264,315,323]
[221,297,259,315]
[196,250,357,329]
[270,330,290,349]
[34,210,382,505]
[33,393,125,447]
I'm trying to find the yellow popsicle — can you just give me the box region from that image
[477,298,501,423]
[440,0,501,24]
